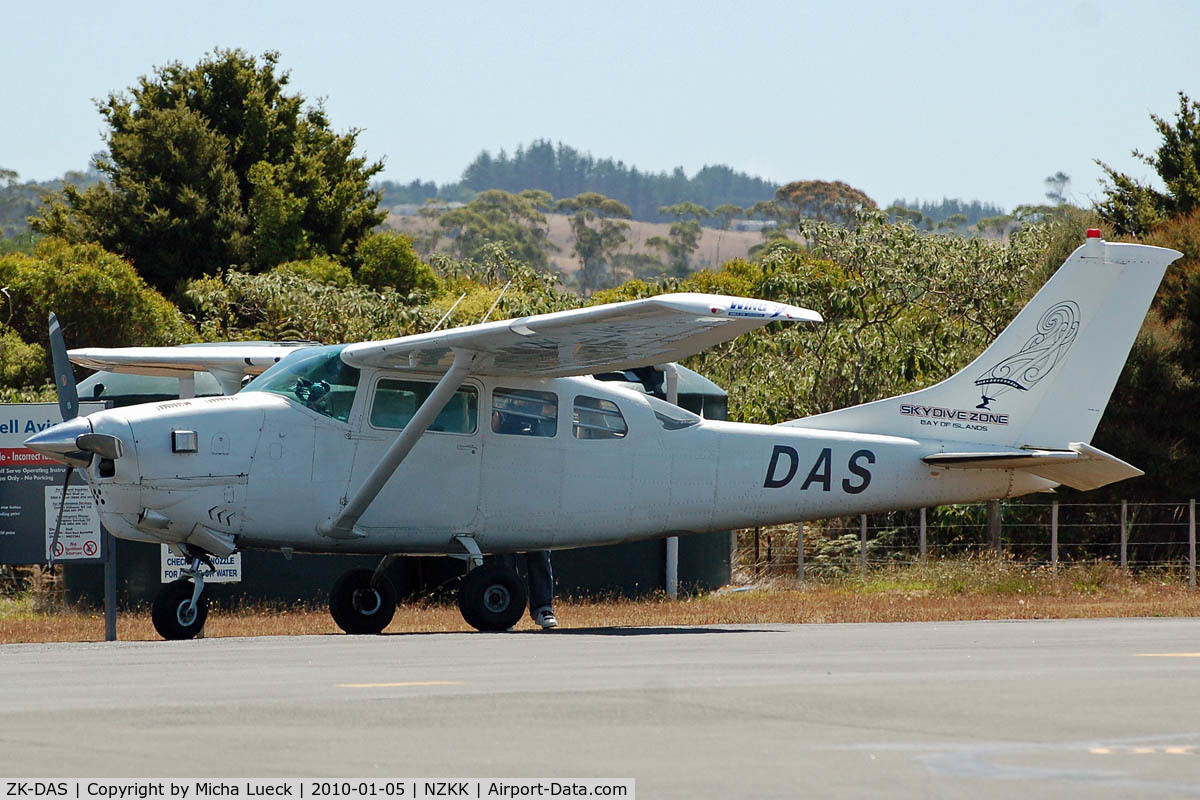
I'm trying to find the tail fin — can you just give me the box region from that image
[785,233,1181,448]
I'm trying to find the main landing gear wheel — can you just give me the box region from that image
[458,563,527,632]
[152,578,209,640]
[330,568,397,634]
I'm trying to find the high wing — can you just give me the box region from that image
[340,293,822,377]
[69,343,315,395]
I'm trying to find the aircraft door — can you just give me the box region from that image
[479,386,566,547]
[349,376,482,536]
[561,394,634,533]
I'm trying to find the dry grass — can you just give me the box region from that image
[2,560,1198,643]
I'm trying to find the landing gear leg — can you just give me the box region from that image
[152,555,212,640]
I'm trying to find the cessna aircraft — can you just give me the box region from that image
[26,231,1180,639]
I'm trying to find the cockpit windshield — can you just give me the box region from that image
[645,395,701,430]
[242,345,360,422]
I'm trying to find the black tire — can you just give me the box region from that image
[330,568,397,634]
[457,563,527,632]
[151,578,209,640]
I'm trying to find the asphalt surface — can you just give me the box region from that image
[2,618,1200,798]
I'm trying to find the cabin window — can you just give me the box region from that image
[370,379,478,434]
[243,345,359,423]
[645,395,701,431]
[492,388,557,437]
[572,395,627,440]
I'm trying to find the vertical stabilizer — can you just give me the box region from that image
[785,233,1181,448]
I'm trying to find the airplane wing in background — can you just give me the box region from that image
[341,293,822,377]
[68,343,316,395]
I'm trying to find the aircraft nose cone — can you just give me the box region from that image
[24,416,93,467]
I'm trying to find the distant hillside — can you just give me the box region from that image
[388,211,766,279]
[889,197,1007,227]
[377,140,779,223]
[0,166,102,236]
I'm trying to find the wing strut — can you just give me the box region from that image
[318,350,477,539]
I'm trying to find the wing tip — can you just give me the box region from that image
[653,292,821,323]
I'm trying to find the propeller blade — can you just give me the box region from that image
[47,465,72,568]
[49,313,79,422]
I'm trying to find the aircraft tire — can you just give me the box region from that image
[330,568,397,635]
[151,578,209,640]
[458,563,527,632]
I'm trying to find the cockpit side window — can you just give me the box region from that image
[645,395,701,431]
[243,345,360,422]
[572,395,628,440]
[492,388,557,437]
[370,379,478,434]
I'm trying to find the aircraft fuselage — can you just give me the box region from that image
[82,370,1049,557]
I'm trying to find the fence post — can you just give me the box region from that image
[919,507,927,566]
[754,527,761,576]
[1120,500,1128,569]
[1190,499,1196,590]
[665,537,678,599]
[860,514,867,576]
[797,522,805,582]
[1051,500,1059,575]
[987,499,1001,554]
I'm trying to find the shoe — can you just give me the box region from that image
[533,606,558,629]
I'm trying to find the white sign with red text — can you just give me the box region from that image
[43,484,101,560]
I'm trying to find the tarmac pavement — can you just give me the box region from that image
[1,618,1199,798]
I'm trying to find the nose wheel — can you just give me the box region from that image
[458,563,527,632]
[151,556,212,640]
[330,567,397,634]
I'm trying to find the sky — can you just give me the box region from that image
[2,0,1197,212]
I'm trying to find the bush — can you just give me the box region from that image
[0,326,46,389]
[184,270,441,344]
[0,240,195,381]
[273,256,353,287]
[354,232,440,293]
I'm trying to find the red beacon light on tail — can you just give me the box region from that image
[1086,228,1102,238]
[1083,228,1104,256]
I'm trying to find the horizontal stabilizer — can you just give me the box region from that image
[922,442,1142,491]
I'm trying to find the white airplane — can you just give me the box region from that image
[27,231,1179,639]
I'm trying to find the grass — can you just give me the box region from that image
[2,559,1198,643]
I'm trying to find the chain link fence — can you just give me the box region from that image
[734,500,1199,584]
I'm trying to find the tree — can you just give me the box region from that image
[0,168,43,238]
[885,204,933,230]
[0,239,194,385]
[772,180,877,227]
[936,213,968,231]
[975,214,1015,238]
[31,49,384,292]
[681,212,1051,423]
[437,190,555,269]
[1044,171,1071,205]
[1097,91,1200,235]
[648,202,710,277]
[354,231,440,294]
[712,203,742,265]
[555,192,632,293]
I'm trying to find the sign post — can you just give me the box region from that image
[0,402,113,639]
